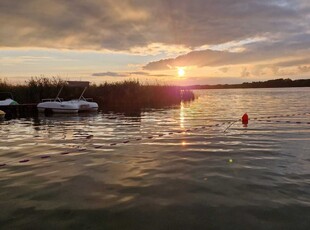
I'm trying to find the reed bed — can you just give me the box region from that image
[0,77,195,112]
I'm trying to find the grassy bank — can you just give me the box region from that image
[0,78,195,112]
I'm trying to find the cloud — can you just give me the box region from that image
[1,0,309,82]
[274,58,310,67]
[143,49,254,70]
[298,66,310,73]
[129,71,149,76]
[241,67,250,78]
[92,71,172,78]
[0,0,309,53]
[251,57,310,76]
[234,57,310,77]
[92,72,127,77]
[219,67,229,73]
[151,74,172,77]
[0,55,74,66]
[143,33,310,71]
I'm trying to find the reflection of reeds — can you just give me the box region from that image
[0,77,195,111]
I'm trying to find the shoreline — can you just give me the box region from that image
[0,78,195,117]
[184,78,310,90]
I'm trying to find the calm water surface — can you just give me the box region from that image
[0,88,309,229]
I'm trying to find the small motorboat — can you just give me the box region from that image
[0,92,19,106]
[37,81,98,114]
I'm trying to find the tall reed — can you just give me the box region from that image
[0,77,195,112]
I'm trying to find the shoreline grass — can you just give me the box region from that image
[0,77,195,113]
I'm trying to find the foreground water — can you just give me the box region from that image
[0,88,309,229]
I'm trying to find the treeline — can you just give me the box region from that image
[187,78,310,89]
[0,77,195,112]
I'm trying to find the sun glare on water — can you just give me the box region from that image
[177,67,185,77]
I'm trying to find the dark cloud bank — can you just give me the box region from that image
[1,0,309,73]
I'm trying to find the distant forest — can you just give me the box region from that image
[187,78,310,89]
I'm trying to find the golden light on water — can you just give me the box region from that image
[180,101,185,128]
[177,67,185,77]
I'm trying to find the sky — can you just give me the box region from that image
[0,0,309,85]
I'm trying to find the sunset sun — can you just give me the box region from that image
[177,67,185,77]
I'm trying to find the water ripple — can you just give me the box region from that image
[0,88,310,229]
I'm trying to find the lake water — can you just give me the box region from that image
[0,88,309,229]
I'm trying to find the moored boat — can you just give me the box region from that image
[0,92,19,106]
[37,81,98,114]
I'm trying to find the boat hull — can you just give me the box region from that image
[37,100,98,113]
[37,101,79,113]
[37,107,79,113]
[0,99,19,106]
[72,100,99,112]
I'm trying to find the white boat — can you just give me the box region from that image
[0,92,19,106]
[37,81,98,114]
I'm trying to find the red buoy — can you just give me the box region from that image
[242,113,249,124]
